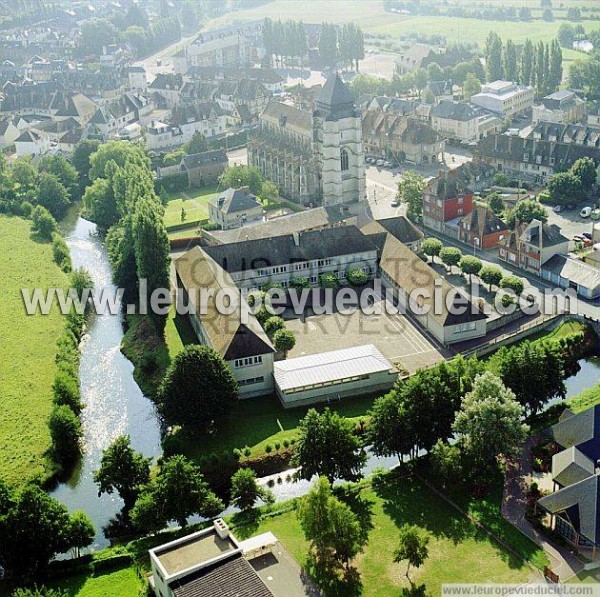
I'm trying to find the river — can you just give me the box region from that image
[50,216,600,549]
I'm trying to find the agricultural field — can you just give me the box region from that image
[0,216,67,486]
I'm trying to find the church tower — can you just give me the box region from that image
[313,73,366,206]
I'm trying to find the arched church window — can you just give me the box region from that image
[340,148,349,171]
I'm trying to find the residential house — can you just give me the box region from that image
[499,218,571,274]
[471,80,534,118]
[476,123,600,183]
[148,73,186,108]
[14,128,50,156]
[537,406,600,556]
[179,149,228,187]
[429,100,479,143]
[86,94,139,140]
[361,111,444,164]
[360,215,424,252]
[169,101,227,143]
[377,233,487,345]
[422,167,475,234]
[541,255,600,299]
[145,119,180,150]
[208,187,264,230]
[458,205,508,250]
[424,80,454,104]
[48,90,97,125]
[532,90,586,125]
[214,79,270,123]
[394,44,470,75]
[124,65,147,92]
[174,248,275,398]
[0,118,21,147]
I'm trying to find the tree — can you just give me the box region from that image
[260,180,279,202]
[567,7,581,21]
[487,191,504,215]
[500,275,524,296]
[31,205,57,240]
[453,372,528,483]
[558,24,575,48]
[535,41,548,95]
[491,341,566,415]
[293,408,366,483]
[78,19,117,56]
[439,246,462,272]
[505,199,547,227]
[49,405,82,464]
[393,524,431,586]
[479,265,503,291]
[518,6,532,20]
[520,39,535,86]
[422,87,435,105]
[37,173,70,219]
[297,477,364,568]
[571,157,597,189]
[427,62,444,82]
[397,171,425,222]
[422,238,443,264]
[459,255,483,283]
[368,392,413,463]
[158,345,238,429]
[38,154,79,201]
[318,22,338,69]
[68,511,95,558]
[413,68,428,97]
[93,435,151,511]
[264,316,285,336]
[485,32,503,82]
[89,141,150,181]
[547,172,584,207]
[346,267,369,286]
[72,139,100,192]
[230,468,274,511]
[548,39,563,91]
[184,131,208,155]
[82,177,118,232]
[462,73,481,100]
[0,485,73,577]
[132,196,170,299]
[503,40,518,82]
[145,455,223,527]
[220,165,263,195]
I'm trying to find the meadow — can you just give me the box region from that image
[0,215,67,485]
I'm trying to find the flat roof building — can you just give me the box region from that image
[471,80,534,118]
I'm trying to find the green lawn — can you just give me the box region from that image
[0,215,67,486]
[232,475,535,596]
[49,566,143,597]
[163,185,219,229]
[526,320,587,344]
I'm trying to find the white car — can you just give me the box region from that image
[384,161,392,168]
[580,206,592,218]
[376,159,384,166]
[553,205,562,213]
[391,200,399,207]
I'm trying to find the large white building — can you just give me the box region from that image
[471,80,534,118]
[532,90,586,125]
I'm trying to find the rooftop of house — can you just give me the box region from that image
[261,101,312,135]
[202,225,378,274]
[155,530,237,577]
[208,187,262,215]
[360,215,424,245]
[543,254,600,291]
[459,205,508,237]
[180,149,228,170]
[431,100,478,122]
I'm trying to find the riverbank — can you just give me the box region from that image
[0,215,68,486]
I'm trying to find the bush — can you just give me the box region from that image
[53,368,82,413]
[243,446,251,457]
[346,268,369,286]
[233,448,242,461]
[274,442,281,451]
[283,439,290,448]
[20,201,33,218]
[52,233,72,273]
[319,273,340,289]
[31,205,57,240]
[157,171,188,193]
[265,444,273,453]
[49,405,82,464]
[264,316,285,336]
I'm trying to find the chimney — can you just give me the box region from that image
[213,518,230,539]
[292,231,300,246]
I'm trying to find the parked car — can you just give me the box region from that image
[384,161,392,168]
[583,232,593,240]
[580,206,592,218]
[376,159,385,167]
[553,205,563,213]
[391,200,399,207]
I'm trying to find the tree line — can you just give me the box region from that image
[262,18,308,67]
[484,32,562,97]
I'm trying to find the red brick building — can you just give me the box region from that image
[458,205,508,250]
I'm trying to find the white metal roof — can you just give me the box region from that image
[238,532,278,556]
[274,344,392,392]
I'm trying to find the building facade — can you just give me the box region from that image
[471,80,534,117]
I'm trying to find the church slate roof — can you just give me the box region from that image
[261,101,312,134]
[317,72,355,107]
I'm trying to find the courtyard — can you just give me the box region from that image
[284,289,447,374]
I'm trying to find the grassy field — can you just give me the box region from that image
[163,185,219,229]
[49,566,143,597]
[232,475,535,596]
[0,215,67,486]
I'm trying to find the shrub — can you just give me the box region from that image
[49,405,82,464]
[500,275,525,295]
[243,446,252,457]
[53,369,82,413]
[264,316,285,336]
[52,233,72,273]
[233,448,242,461]
[346,268,369,286]
[319,273,340,289]
[20,201,33,218]
[274,442,281,451]
[31,205,57,240]
[283,439,290,448]
[265,444,273,453]
[273,329,296,356]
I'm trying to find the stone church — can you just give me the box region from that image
[248,73,366,206]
